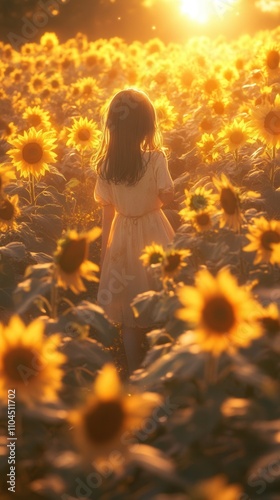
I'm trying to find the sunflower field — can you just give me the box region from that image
[1,25,280,500]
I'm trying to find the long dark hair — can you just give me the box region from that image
[94,88,162,185]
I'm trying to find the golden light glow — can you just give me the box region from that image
[180,0,238,24]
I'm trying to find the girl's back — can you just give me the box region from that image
[95,150,173,217]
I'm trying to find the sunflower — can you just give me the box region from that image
[0,120,17,141]
[0,164,16,191]
[40,32,59,51]
[48,72,64,92]
[257,303,280,335]
[213,174,243,232]
[10,69,23,84]
[29,73,46,93]
[22,106,51,130]
[0,195,20,231]
[264,47,279,72]
[0,316,66,407]
[209,98,229,116]
[8,128,57,179]
[154,96,178,131]
[66,117,101,152]
[189,208,215,232]
[218,119,253,153]
[54,227,101,294]
[139,242,165,267]
[243,216,280,264]
[179,186,216,220]
[176,268,262,356]
[69,363,161,459]
[75,77,99,101]
[201,76,221,95]
[196,133,220,164]
[250,94,280,148]
[162,249,191,278]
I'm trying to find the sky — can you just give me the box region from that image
[1,0,280,46]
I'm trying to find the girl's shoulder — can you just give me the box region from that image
[143,149,166,163]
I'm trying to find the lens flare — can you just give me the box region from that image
[180,0,238,23]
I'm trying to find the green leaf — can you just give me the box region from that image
[0,241,26,260]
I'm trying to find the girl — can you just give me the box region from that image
[94,88,175,373]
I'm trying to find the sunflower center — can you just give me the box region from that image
[202,295,236,333]
[190,194,208,211]
[260,230,280,250]
[229,131,245,146]
[83,85,93,96]
[196,212,210,226]
[0,199,14,221]
[51,80,60,89]
[149,252,163,265]
[203,141,215,154]
[3,347,36,382]
[77,128,91,142]
[164,254,181,273]
[58,238,87,273]
[212,101,225,115]
[200,118,213,131]
[266,50,279,70]
[33,78,43,89]
[204,78,219,94]
[264,111,280,136]
[22,142,44,164]
[83,400,125,445]
[220,188,238,215]
[28,115,42,127]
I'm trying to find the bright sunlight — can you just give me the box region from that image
[180,0,238,23]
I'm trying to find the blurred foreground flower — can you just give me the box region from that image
[243,216,280,264]
[0,316,66,407]
[54,227,101,293]
[69,364,162,459]
[8,127,57,179]
[191,475,242,500]
[176,268,262,355]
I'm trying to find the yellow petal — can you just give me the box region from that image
[94,364,122,400]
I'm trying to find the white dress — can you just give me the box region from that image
[94,150,175,327]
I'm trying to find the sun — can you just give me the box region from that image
[180,0,237,23]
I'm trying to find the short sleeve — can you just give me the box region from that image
[94,176,112,206]
[154,152,174,194]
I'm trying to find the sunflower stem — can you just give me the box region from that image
[50,268,59,319]
[234,148,239,165]
[270,145,276,185]
[29,173,36,205]
[204,352,218,386]
[238,229,246,278]
[80,150,86,182]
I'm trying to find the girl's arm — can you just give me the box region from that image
[159,188,174,206]
[100,204,115,269]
